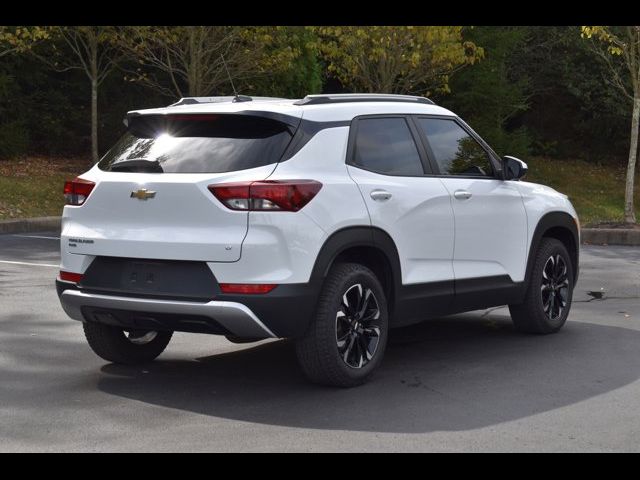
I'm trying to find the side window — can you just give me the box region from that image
[352,117,424,176]
[417,118,493,177]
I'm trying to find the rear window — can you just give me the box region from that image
[98,114,294,173]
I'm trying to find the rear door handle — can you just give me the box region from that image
[370,190,392,201]
[453,190,472,200]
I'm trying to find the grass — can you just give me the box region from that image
[0,157,89,220]
[525,157,640,226]
[0,156,638,226]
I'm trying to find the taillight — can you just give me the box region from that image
[210,183,252,211]
[64,177,95,206]
[219,283,277,294]
[208,180,322,212]
[60,271,83,283]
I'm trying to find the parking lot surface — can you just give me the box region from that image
[1,232,639,452]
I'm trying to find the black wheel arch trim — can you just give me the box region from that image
[309,226,402,287]
[525,211,579,287]
[309,226,409,324]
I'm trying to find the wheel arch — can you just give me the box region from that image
[309,226,402,318]
[525,211,579,287]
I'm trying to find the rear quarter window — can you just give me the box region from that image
[98,114,293,173]
[351,117,424,176]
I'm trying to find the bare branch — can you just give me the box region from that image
[117,26,282,98]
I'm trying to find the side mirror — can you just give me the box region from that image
[503,156,528,180]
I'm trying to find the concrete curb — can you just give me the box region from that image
[581,228,640,246]
[0,216,61,234]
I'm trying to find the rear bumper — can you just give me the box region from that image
[56,279,318,338]
[60,288,276,338]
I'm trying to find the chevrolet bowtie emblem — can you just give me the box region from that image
[130,188,156,200]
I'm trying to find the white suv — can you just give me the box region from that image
[57,93,580,387]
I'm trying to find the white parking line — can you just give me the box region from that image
[12,235,60,240]
[0,260,58,267]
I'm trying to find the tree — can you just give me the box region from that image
[443,26,531,157]
[311,26,483,96]
[241,27,323,98]
[118,26,302,99]
[582,26,640,224]
[0,27,48,158]
[509,27,630,161]
[0,26,48,58]
[34,26,122,164]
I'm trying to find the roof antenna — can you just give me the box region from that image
[221,54,251,103]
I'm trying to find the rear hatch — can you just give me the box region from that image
[62,109,301,262]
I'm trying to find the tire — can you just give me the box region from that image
[509,238,574,334]
[83,322,173,365]
[295,262,389,387]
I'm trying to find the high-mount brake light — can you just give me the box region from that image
[208,180,322,212]
[64,177,95,206]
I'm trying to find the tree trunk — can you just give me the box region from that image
[188,28,198,96]
[90,39,99,165]
[91,77,98,165]
[624,95,639,224]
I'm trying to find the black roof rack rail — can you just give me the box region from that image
[169,96,287,107]
[293,93,435,106]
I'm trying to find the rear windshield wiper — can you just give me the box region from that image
[109,158,164,173]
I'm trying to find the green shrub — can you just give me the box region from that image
[0,120,29,158]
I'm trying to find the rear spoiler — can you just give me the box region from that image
[123,110,303,139]
[123,109,302,131]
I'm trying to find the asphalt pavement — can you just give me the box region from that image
[1,232,639,452]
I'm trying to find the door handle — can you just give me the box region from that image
[370,190,392,201]
[453,190,472,200]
